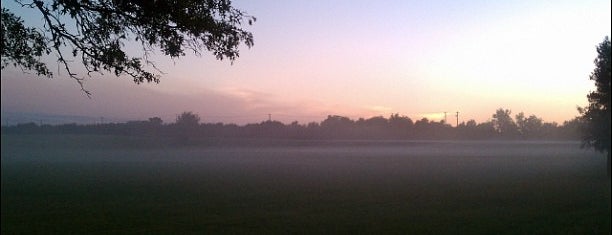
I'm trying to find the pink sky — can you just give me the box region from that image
[1,0,611,125]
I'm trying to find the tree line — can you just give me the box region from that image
[1,108,582,141]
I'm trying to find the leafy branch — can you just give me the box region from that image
[1,0,255,96]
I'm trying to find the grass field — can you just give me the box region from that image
[2,135,610,234]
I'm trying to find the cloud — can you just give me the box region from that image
[1,73,355,124]
[212,86,346,123]
[364,105,393,114]
[214,86,277,112]
[417,112,446,122]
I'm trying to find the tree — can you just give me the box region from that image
[1,0,255,95]
[579,37,611,176]
[321,115,354,130]
[148,117,163,126]
[491,108,519,138]
[388,113,413,138]
[176,111,200,127]
[515,112,543,139]
[173,111,201,143]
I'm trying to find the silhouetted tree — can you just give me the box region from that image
[465,120,478,127]
[148,117,163,126]
[558,118,582,140]
[321,115,354,138]
[456,119,479,139]
[540,122,558,139]
[363,116,388,127]
[388,113,413,138]
[515,112,543,139]
[176,112,200,127]
[579,37,611,176]
[174,112,201,143]
[475,121,496,139]
[143,117,163,136]
[1,0,255,94]
[359,116,389,138]
[413,118,432,138]
[492,108,519,138]
[1,110,587,141]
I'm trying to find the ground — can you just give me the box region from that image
[1,135,610,234]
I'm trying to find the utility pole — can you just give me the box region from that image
[444,112,447,124]
[455,112,459,127]
[268,113,271,122]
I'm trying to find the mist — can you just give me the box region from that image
[2,135,609,234]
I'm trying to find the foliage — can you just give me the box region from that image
[1,0,255,95]
[579,37,611,155]
[175,112,200,127]
[1,8,51,77]
[2,109,581,141]
[148,117,163,126]
[579,37,611,176]
[515,112,543,139]
[492,108,519,137]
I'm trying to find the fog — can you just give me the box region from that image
[2,137,609,234]
[2,139,604,181]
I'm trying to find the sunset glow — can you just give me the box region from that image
[2,0,611,125]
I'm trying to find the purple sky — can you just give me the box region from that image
[2,0,611,125]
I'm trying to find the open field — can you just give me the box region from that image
[2,135,610,234]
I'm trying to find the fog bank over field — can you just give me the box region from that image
[1,136,605,179]
[2,135,610,234]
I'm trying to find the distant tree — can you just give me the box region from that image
[492,108,519,138]
[321,115,354,138]
[456,119,478,139]
[515,112,526,134]
[1,0,255,94]
[321,115,353,130]
[388,113,413,138]
[356,116,389,138]
[413,117,429,130]
[389,113,413,128]
[515,112,543,139]
[475,121,496,138]
[579,37,611,176]
[176,112,200,127]
[258,120,285,137]
[143,117,163,136]
[413,118,431,138]
[173,112,201,143]
[363,116,388,127]
[148,117,163,126]
[307,122,320,129]
[465,119,477,127]
[558,118,582,140]
[427,120,453,139]
[537,122,557,139]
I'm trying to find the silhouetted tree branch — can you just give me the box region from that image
[1,0,255,96]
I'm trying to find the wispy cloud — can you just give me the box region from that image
[363,105,393,115]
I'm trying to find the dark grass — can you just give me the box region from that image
[2,134,610,234]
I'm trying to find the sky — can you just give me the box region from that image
[1,0,611,125]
